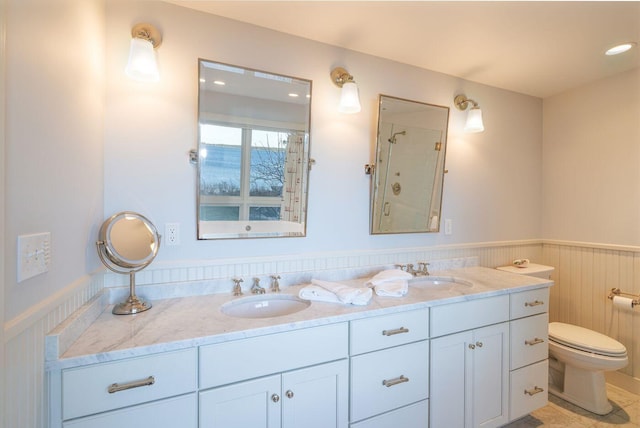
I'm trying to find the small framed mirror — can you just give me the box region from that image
[196,59,312,239]
[370,95,450,234]
[96,211,160,315]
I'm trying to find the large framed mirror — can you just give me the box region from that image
[196,59,312,239]
[370,95,449,234]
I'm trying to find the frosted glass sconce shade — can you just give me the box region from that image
[338,81,361,113]
[464,107,484,133]
[330,67,361,114]
[125,23,162,82]
[454,94,484,133]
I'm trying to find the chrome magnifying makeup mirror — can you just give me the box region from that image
[96,211,160,315]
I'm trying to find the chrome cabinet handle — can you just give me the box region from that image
[286,390,294,399]
[271,394,280,403]
[382,327,409,336]
[476,341,483,348]
[382,375,409,387]
[525,337,545,346]
[524,386,545,396]
[108,376,155,394]
[468,343,476,349]
[525,300,544,307]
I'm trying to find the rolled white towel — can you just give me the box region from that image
[373,280,409,297]
[367,269,413,286]
[298,279,372,306]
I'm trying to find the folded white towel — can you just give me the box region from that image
[298,279,372,306]
[373,279,409,297]
[299,285,342,304]
[367,269,413,286]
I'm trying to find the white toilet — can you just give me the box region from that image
[548,321,628,414]
[497,263,629,415]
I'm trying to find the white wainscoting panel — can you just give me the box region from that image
[543,241,640,387]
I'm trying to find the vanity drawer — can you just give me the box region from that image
[350,340,429,422]
[511,313,549,370]
[510,360,548,421]
[199,323,348,389]
[430,295,509,337]
[350,399,428,428]
[63,393,197,428]
[511,288,549,319]
[350,308,429,355]
[62,348,197,420]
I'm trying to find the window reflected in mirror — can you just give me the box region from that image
[197,60,312,239]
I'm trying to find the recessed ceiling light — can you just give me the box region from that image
[288,93,299,98]
[213,80,226,86]
[605,42,636,56]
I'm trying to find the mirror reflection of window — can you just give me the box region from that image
[199,124,302,223]
[197,59,312,239]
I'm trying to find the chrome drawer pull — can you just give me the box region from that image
[382,375,409,387]
[382,327,409,336]
[525,300,544,307]
[108,376,155,394]
[525,337,545,346]
[524,386,544,396]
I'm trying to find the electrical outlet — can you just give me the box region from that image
[444,219,453,235]
[165,223,180,246]
[17,232,51,282]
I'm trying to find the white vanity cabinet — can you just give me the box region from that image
[349,308,430,428]
[54,348,198,428]
[199,323,349,428]
[430,295,510,428]
[508,288,549,421]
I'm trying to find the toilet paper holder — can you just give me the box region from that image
[607,288,640,307]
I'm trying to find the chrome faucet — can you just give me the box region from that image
[232,278,244,296]
[251,277,266,294]
[270,275,281,293]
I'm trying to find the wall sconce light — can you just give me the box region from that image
[125,23,162,82]
[330,67,361,113]
[454,94,484,133]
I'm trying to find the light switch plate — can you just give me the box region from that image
[17,232,51,282]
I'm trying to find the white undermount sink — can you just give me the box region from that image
[221,294,311,319]
[410,276,473,290]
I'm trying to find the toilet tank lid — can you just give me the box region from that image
[496,263,554,275]
[549,322,627,356]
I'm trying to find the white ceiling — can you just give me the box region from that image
[167,1,640,98]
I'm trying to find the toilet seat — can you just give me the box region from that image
[549,322,627,357]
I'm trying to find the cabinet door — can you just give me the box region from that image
[430,330,472,428]
[200,375,281,428]
[472,323,509,428]
[282,359,348,428]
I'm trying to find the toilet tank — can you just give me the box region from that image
[496,263,554,279]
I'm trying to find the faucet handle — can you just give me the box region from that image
[232,278,244,296]
[418,262,431,275]
[270,275,281,292]
[394,264,407,271]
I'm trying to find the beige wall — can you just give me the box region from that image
[104,2,543,263]
[542,68,640,245]
[4,0,105,321]
[1,0,6,425]
[542,69,640,390]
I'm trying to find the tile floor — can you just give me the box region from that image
[505,384,640,427]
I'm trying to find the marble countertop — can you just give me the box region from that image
[46,266,552,370]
